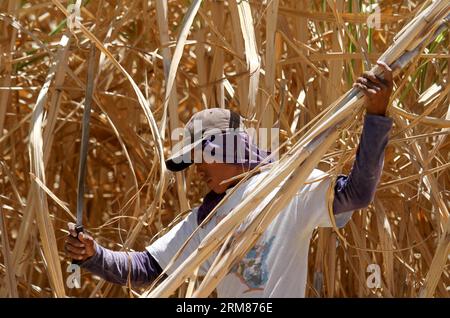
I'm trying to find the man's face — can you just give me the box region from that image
[195,162,241,194]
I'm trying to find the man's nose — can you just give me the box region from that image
[196,165,205,178]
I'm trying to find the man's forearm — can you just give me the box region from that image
[333,114,393,214]
[80,243,162,287]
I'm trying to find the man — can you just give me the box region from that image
[65,61,394,297]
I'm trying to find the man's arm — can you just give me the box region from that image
[333,114,392,214]
[65,224,163,287]
[65,209,201,287]
[80,243,163,287]
[333,61,394,215]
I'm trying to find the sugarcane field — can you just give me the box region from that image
[0,0,449,299]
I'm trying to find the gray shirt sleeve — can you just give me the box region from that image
[333,114,393,215]
[80,243,163,287]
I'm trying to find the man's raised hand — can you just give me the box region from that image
[354,61,394,116]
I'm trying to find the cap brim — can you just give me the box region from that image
[165,158,193,172]
[165,137,205,172]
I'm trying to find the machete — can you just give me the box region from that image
[72,45,96,265]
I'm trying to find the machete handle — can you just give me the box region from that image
[75,225,84,235]
[71,225,84,266]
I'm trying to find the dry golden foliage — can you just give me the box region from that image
[0,0,448,298]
